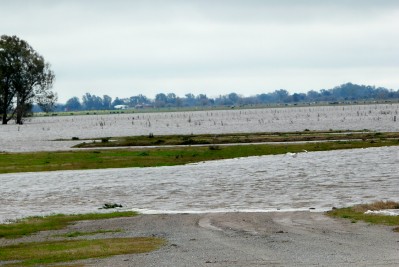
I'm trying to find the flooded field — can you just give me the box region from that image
[0,103,398,152]
[0,146,398,222]
[0,104,398,222]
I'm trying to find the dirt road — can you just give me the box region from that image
[67,212,399,266]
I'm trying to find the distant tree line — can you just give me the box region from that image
[53,83,399,112]
[4,35,397,120]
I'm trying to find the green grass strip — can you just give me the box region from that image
[0,237,165,266]
[326,201,399,232]
[56,229,123,238]
[0,139,398,174]
[71,130,398,148]
[0,212,137,239]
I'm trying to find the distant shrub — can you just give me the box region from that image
[101,138,110,143]
[138,151,149,156]
[72,137,79,140]
[182,138,195,145]
[208,145,221,150]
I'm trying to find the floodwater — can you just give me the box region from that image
[0,103,398,152]
[0,146,398,222]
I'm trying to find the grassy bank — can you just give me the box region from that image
[0,138,398,174]
[0,237,165,266]
[0,211,138,239]
[326,201,399,232]
[71,130,399,148]
[0,212,165,266]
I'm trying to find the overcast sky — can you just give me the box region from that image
[1,0,398,103]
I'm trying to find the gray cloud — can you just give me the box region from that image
[1,0,398,102]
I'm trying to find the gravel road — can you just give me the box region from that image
[88,212,399,266]
[6,212,395,266]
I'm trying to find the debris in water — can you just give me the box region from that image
[101,203,123,209]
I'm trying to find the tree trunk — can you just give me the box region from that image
[1,77,14,125]
[1,114,7,124]
[15,96,24,125]
[1,97,8,124]
[16,111,23,124]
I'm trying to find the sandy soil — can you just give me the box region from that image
[2,212,398,266]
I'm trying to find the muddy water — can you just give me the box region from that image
[0,146,397,222]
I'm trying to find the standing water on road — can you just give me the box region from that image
[0,146,398,222]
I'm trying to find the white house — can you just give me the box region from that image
[114,105,128,110]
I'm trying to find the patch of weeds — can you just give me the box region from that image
[182,136,191,141]
[181,138,195,145]
[326,201,399,232]
[58,229,122,238]
[0,212,137,239]
[0,237,165,266]
[138,151,149,156]
[208,145,221,151]
[155,139,165,145]
[352,201,399,212]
